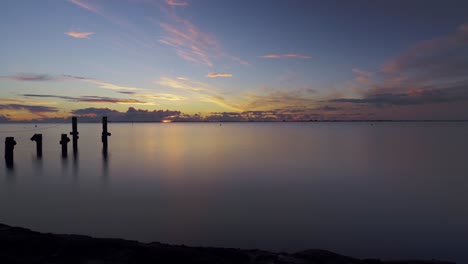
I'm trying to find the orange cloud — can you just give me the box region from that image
[65,31,94,39]
[260,54,312,59]
[166,0,189,6]
[206,73,233,78]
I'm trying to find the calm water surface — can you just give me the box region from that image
[1,122,467,263]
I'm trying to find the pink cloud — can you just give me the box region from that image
[382,23,468,74]
[260,54,312,59]
[166,0,189,6]
[65,31,94,39]
[158,10,247,67]
[159,17,219,67]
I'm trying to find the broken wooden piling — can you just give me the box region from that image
[60,134,70,157]
[70,117,79,154]
[101,116,111,152]
[5,137,16,166]
[30,134,43,157]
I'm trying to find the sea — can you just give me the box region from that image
[1,122,467,263]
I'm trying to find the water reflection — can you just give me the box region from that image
[61,153,68,173]
[72,151,79,178]
[5,160,14,170]
[32,154,43,176]
[101,148,110,187]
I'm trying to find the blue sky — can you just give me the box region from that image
[1,0,468,121]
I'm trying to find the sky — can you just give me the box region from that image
[1,0,468,122]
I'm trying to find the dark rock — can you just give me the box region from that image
[0,223,456,264]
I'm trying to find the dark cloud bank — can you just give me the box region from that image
[0,106,349,123]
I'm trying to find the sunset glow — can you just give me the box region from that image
[1,1,468,122]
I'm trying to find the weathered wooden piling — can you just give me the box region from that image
[5,137,17,165]
[30,134,43,157]
[60,134,70,157]
[70,117,79,154]
[101,116,111,151]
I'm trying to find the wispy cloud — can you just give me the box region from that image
[1,73,142,91]
[331,23,468,112]
[241,89,317,110]
[0,98,24,103]
[68,0,154,48]
[166,0,189,7]
[65,31,94,39]
[122,91,186,101]
[0,104,58,113]
[259,54,312,59]
[382,22,468,76]
[137,93,186,101]
[206,73,233,78]
[157,77,212,91]
[84,79,141,91]
[0,73,55,81]
[22,94,148,104]
[68,0,99,13]
[330,85,468,106]
[158,10,247,67]
[159,20,217,66]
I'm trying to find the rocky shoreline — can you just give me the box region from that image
[0,223,454,264]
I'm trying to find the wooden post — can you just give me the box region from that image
[102,116,111,152]
[70,117,79,154]
[30,134,43,157]
[60,134,70,157]
[5,137,16,166]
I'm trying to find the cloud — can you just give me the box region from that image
[1,73,142,91]
[0,73,55,81]
[157,77,212,91]
[65,31,94,39]
[0,104,58,113]
[317,105,340,111]
[0,98,24,103]
[0,115,10,123]
[71,107,181,122]
[201,108,332,122]
[158,11,246,67]
[259,54,312,59]
[22,94,148,104]
[330,85,468,106]
[83,79,141,91]
[137,93,186,101]
[68,0,99,13]
[63,75,141,91]
[68,0,154,49]
[159,20,217,67]
[381,23,468,76]
[117,91,185,101]
[240,88,318,111]
[166,0,189,6]
[332,22,468,117]
[206,73,233,78]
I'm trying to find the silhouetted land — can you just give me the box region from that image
[0,223,454,264]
